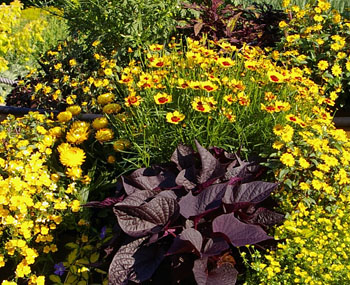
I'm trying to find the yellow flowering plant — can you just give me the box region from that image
[275,0,350,112]
[112,37,324,166]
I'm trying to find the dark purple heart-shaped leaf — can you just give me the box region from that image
[176,167,197,191]
[212,213,273,247]
[167,228,203,256]
[109,237,147,285]
[242,207,285,227]
[109,236,168,285]
[179,183,233,218]
[195,140,225,184]
[193,257,238,285]
[202,236,229,257]
[171,144,195,170]
[114,191,179,237]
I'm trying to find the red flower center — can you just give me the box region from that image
[270,75,280,82]
[171,116,180,122]
[158,97,168,104]
[203,85,214,91]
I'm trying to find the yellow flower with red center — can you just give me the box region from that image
[119,74,133,85]
[177,78,189,89]
[261,103,277,113]
[166,111,185,124]
[189,81,202,90]
[274,100,291,112]
[154,92,172,104]
[192,97,211,112]
[216,57,235,67]
[200,81,218,92]
[224,94,236,105]
[125,94,142,107]
[149,44,164,51]
[286,114,300,123]
[237,92,250,106]
[267,70,285,83]
[222,109,236,122]
[149,56,169,68]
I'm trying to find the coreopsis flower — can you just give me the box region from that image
[125,95,142,107]
[216,57,235,67]
[154,92,172,104]
[92,117,109,129]
[200,81,218,92]
[237,92,250,106]
[149,44,163,51]
[95,128,114,142]
[166,111,185,124]
[56,111,72,123]
[57,143,86,167]
[224,94,236,105]
[66,121,90,144]
[97,93,115,105]
[192,97,211,112]
[267,71,285,83]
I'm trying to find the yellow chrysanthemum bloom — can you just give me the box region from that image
[66,105,81,116]
[56,111,72,123]
[95,128,114,142]
[280,153,295,167]
[97,93,115,105]
[92,117,109,129]
[103,103,121,114]
[57,143,86,167]
[66,121,90,144]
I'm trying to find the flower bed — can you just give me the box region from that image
[1,0,350,284]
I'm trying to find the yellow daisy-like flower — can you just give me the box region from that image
[166,111,185,124]
[58,143,86,167]
[95,128,114,142]
[192,97,211,113]
[154,92,172,104]
[267,71,285,83]
[317,60,328,71]
[103,103,122,114]
[299,157,310,169]
[97,93,115,105]
[125,95,142,107]
[331,64,342,76]
[280,153,295,167]
[113,139,131,152]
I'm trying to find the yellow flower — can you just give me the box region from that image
[66,121,90,144]
[97,93,115,105]
[95,128,114,142]
[331,64,342,76]
[107,155,116,163]
[154,92,172,104]
[299,157,310,169]
[71,200,81,212]
[92,117,109,129]
[125,95,142,107]
[267,71,284,83]
[280,153,295,167]
[317,60,328,71]
[66,105,81,115]
[113,139,131,152]
[58,143,86,167]
[57,111,72,123]
[192,97,211,113]
[103,103,122,114]
[69,59,77,66]
[166,111,185,124]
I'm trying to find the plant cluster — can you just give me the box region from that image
[179,0,286,48]
[113,38,326,165]
[6,38,120,112]
[0,112,83,282]
[274,0,350,111]
[86,141,283,284]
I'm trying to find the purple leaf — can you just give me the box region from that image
[193,257,238,285]
[179,183,233,218]
[171,143,195,171]
[109,236,167,284]
[114,190,179,237]
[194,22,205,36]
[83,196,124,208]
[195,140,225,184]
[223,181,277,205]
[242,207,285,227]
[167,228,203,256]
[212,213,273,247]
[202,237,229,257]
[175,167,197,191]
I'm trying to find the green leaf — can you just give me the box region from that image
[94,268,107,274]
[68,249,78,265]
[66,275,78,284]
[49,275,61,283]
[90,252,99,263]
[65,242,79,249]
